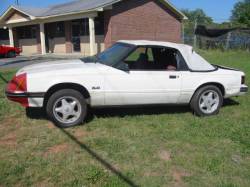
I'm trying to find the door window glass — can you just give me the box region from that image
[124,46,187,71]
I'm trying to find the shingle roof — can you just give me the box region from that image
[12,0,121,17]
[2,0,187,19]
[11,6,49,17]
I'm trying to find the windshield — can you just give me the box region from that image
[98,43,134,67]
[81,43,134,67]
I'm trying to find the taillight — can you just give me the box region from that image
[241,76,245,85]
[7,73,27,92]
[6,73,28,107]
[17,47,22,53]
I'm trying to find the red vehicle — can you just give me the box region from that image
[0,45,22,58]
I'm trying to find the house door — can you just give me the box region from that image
[72,22,81,52]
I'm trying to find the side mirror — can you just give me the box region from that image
[117,62,130,72]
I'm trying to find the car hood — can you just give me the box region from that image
[16,59,107,76]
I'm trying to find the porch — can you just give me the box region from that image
[1,8,106,56]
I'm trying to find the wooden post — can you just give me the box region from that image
[89,17,96,56]
[8,27,14,47]
[39,23,46,54]
[225,32,231,50]
[193,19,197,48]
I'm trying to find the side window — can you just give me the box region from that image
[125,47,146,62]
[175,51,189,71]
[124,46,187,71]
[124,47,155,70]
[147,48,154,62]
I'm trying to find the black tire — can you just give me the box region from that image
[190,85,223,116]
[46,89,87,128]
[7,51,16,58]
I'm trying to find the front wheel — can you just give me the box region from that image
[190,85,223,116]
[46,89,87,128]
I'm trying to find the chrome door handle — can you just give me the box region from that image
[169,75,179,79]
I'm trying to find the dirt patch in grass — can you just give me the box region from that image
[74,129,92,138]
[159,150,171,161]
[144,171,161,177]
[231,154,242,164]
[47,122,56,129]
[0,117,20,129]
[35,179,53,187]
[172,168,191,186]
[43,143,70,157]
[0,131,17,147]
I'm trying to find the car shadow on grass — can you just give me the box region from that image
[90,105,190,119]
[223,98,239,107]
[88,98,239,120]
[26,98,239,122]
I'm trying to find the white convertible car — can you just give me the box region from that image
[6,40,248,127]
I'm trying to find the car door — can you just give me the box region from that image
[104,46,182,105]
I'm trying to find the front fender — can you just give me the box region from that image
[27,73,105,107]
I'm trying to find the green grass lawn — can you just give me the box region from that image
[0,50,249,187]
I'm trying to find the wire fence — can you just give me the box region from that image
[184,27,250,51]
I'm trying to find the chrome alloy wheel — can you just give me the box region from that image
[53,96,82,124]
[199,90,220,114]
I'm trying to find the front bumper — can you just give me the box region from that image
[6,92,45,98]
[5,91,45,107]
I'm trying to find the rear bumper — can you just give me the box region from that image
[236,85,248,96]
[240,86,248,93]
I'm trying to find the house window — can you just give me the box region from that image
[72,14,104,36]
[71,19,89,36]
[45,21,65,38]
[80,19,89,36]
[54,22,65,37]
[0,29,9,40]
[17,25,37,39]
[95,13,104,35]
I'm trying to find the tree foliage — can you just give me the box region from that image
[182,9,213,37]
[231,0,250,27]
[182,9,213,25]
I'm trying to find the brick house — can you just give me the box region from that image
[0,0,187,56]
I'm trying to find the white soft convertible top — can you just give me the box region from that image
[119,40,215,71]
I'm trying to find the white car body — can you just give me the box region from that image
[7,40,248,108]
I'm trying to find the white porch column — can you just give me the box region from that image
[89,17,96,56]
[39,23,46,55]
[8,27,14,47]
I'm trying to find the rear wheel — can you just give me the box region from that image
[190,85,223,116]
[46,89,87,128]
[7,51,16,58]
